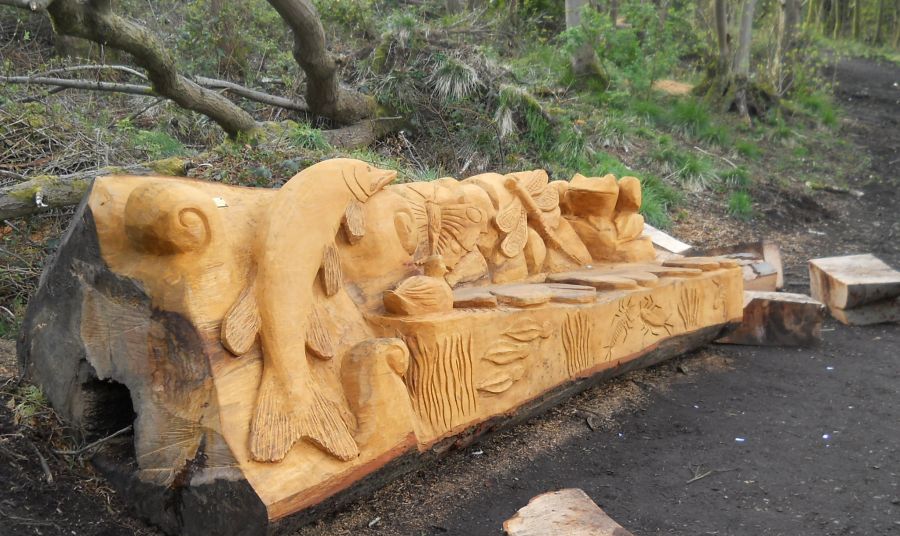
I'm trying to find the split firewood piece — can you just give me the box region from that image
[643,223,692,255]
[490,284,554,307]
[690,240,784,289]
[221,280,260,356]
[743,261,778,291]
[305,306,335,360]
[717,291,826,347]
[545,283,597,304]
[546,272,640,291]
[320,241,343,297]
[341,200,366,244]
[503,488,634,536]
[809,254,900,310]
[452,287,498,308]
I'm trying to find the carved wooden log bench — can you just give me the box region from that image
[18,159,743,535]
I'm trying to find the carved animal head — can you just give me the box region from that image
[328,158,397,202]
[123,182,218,256]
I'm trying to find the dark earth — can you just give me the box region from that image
[0,56,898,536]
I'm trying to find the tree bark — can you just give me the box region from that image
[714,0,731,77]
[875,0,887,43]
[266,0,376,125]
[833,0,843,38]
[565,0,606,81]
[733,0,757,122]
[26,0,259,138]
[773,0,801,94]
[853,0,861,40]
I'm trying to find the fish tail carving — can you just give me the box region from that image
[250,370,301,462]
[250,370,359,462]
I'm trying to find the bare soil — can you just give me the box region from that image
[0,56,897,536]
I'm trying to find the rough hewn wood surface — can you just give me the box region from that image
[504,488,633,536]
[717,291,825,346]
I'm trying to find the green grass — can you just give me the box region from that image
[291,123,331,150]
[728,190,753,220]
[735,140,762,159]
[131,130,187,159]
[794,91,838,127]
[699,124,731,147]
[668,99,711,136]
[721,166,752,189]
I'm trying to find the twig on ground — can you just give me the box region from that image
[29,442,53,483]
[53,425,133,456]
[693,146,738,169]
[686,464,737,484]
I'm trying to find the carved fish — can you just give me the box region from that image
[221,159,396,463]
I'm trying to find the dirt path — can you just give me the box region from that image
[0,56,897,536]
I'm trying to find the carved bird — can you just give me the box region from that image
[383,255,453,315]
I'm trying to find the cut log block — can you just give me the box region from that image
[743,261,778,292]
[503,488,633,536]
[690,240,784,290]
[717,291,825,346]
[828,296,900,326]
[809,254,900,309]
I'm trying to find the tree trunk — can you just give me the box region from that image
[734,0,758,122]
[609,0,618,26]
[714,0,731,77]
[833,0,843,38]
[773,0,801,94]
[266,0,375,125]
[565,0,607,81]
[875,0,887,43]
[805,0,819,28]
[38,0,258,138]
[853,0,861,40]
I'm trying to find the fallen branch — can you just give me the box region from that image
[53,424,133,456]
[0,75,155,96]
[0,164,157,221]
[29,441,53,483]
[2,74,308,112]
[321,116,405,150]
[0,0,52,10]
[195,76,308,112]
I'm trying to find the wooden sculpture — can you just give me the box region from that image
[18,159,743,536]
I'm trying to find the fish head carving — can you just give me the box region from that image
[331,158,397,202]
[124,181,219,256]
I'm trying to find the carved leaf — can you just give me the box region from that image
[505,319,553,342]
[477,364,525,394]
[483,341,530,364]
[220,281,259,356]
[341,200,366,244]
[321,241,342,297]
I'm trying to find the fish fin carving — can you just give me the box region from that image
[306,306,335,360]
[221,280,259,356]
[341,200,366,244]
[250,371,359,462]
[320,242,343,297]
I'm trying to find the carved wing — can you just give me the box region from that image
[495,199,523,233]
[434,204,484,255]
[520,172,558,212]
[499,210,528,258]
